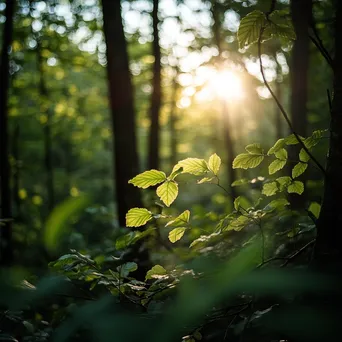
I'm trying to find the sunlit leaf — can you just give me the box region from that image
[125,208,153,227]
[168,227,186,243]
[169,166,184,180]
[262,182,278,196]
[263,10,296,41]
[263,198,289,211]
[128,169,166,189]
[237,10,266,48]
[145,265,167,280]
[166,210,190,227]
[292,162,308,178]
[276,176,292,191]
[284,133,304,145]
[208,153,221,175]
[287,181,304,195]
[245,143,263,154]
[227,215,250,231]
[233,153,264,169]
[44,196,90,253]
[299,148,310,162]
[267,139,285,155]
[175,158,209,175]
[268,158,287,175]
[156,180,178,207]
[197,177,214,184]
[275,148,288,160]
[308,202,321,219]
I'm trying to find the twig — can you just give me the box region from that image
[258,28,326,176]
[327,89,332,114]
[280,239,315,267]
[309,35,333,68]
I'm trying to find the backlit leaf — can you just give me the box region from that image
[166,210,190,227]
[233,153,264,169]
[176,158,209,175]
[287,181,304,195]
[308,202,321,219]
[268,158,286,175]
[245,143,263,154]
[126,208,153,227]
[168,227,186,243]
[197,177,214,184]
[145,265,167,280]
[208,153,221,175]
[299,149,310,162]
[128,169,166,189]
[275,148,288,160]
[262,182,278,196]
[267,139,285,155]
[292,162,308,178]
[156,180,178,207]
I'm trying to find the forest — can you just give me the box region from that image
[0,0,341,341]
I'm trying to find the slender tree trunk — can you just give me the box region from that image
[211,0,237,201]
[12,125,21,217]
[37,41,55,214]
[314,0,342,264]
[169,75,178,167]
[101,0,142,226]
[0,0,15,266]
[289,0,312,209]
[275,62,283,140]
[148,0,162,170]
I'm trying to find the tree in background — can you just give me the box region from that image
[0,0,15,265]
[148,0,162,170]
[101,0,142,226]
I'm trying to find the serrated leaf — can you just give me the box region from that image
[267,139,285,155]
[234,196,241,211]
[231,178,249,187]
[126,208,153,227]
[168,227,186,243]
[263,10,296,41]
[275,148,288,160]
[276,176,292,187]
[208,153,221,175]
[268,158,287,175]
[145,265,167,280]
[197,177,214,184]
[156,181,178,207]
[175,158,209,175]
[292,162,308,178]
[308,202,321,219]
[287,181,304,195]
[245,143,263,154]
[262,182,279,196]
[233,153,264,169]
[299,149,310,162]
[165,210,190,227]
[237,10,266,48]
[128,169,166,189]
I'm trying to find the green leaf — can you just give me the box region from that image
[156,180,178,207]
[168,227,186,243]
[245,143,263,154]
[166,210,190,227]
[276,176,292,190]
[175,158,209,175]
[145,265,167,280]
[208,153,221,175]
[227,215,250,231]
[262,182,279,196]
[197,177,214,184]
[126,208,153,227]
[234,196,241,211]
[267,139,285,155]
[284,133,304,145]
[233,153,264,169]
[287,181,304,195]
[237,10,266,48]
[128,169,166,189]
[304,129,327,149]
[118,262,138,277]
[169,166,184,180]
[231,178,249,187]
[44,195,90,253]
[308,202,321,219]
[292,162,308,178]
[299,149,310,162]
[268,158,287,175]
[263,198,289,211]
[275,148,288,160]
[263,10,296,41]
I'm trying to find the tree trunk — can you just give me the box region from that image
[12,125,21,218]
[289,0,312,209]
[0,0,15,266]
[148,0,162,170]
[37,41,55,215]
[314,0,342,264]
[275,62,283,140]
[169,74,178,167]
[101,0,142,226]
[210,0,237,201]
